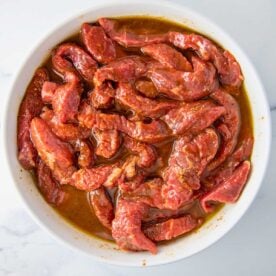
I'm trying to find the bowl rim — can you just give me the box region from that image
[2,0,272,267]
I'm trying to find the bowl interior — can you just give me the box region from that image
[3,0,271,267]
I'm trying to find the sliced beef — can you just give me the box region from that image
[18,68,49,169]
[122,178,164,209]
[74,139,95,168]
[93,128,121,158]
[37,160,67,205]
[142,201,195,223]
[40,108,91,142]
[201,160,251,213]
[135,79,159,98]
[70,164,122,191]
[41,81,58,103]
[17,18,251,254]
[123,135,157,168]
[119,117,170,143]
[41,73,84,124]
[112,198,157,254]
[99,18,167,48]
[120,156,139,179]
[123,129,219,210]
[93,56,147,86]
[71,153,149,192]
[89,187,114,229]
[161,100,225,135]
[81,23,116,64]
[163,128,219,189]
[147,56,218,101]
[141,43,192,71]
[78,102,171,143]
[144,214,201,241]
[168,32,243,89]
[52,42,97,82]
[116,82,178,118]
[231,136,254,163]
[89,82,115,109]
[203,135,253,189]
[207,89,241,172]
[51,72,83,123]
[30,117,76,184]
[117,172,145,193]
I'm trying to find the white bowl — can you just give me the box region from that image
[3,0,271,267]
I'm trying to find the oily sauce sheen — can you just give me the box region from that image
[41,16,254,241]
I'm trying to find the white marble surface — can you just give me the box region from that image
[0,0,275,275]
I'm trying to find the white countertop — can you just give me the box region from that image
[0,0,275,275]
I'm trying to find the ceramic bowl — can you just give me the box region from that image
[3,0,271,267]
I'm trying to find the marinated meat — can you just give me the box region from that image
[112,198,157,253]
[201,160,251,213]
[52,42,97,82]
[122,178,164,209]
[168,32,243,88]
[119,118,171,143]
[135,79,159,98]
[116,82,178,118]
[144,214,201,241]
[51,72,83,123]
[93,128,121,158]
[123,135,157,168]
[89,187,114,229]
[71,164,121,191]
[17,17,252,253]
[207,89,241,171]
[41,81,58,103]
[37,160,67,205]
[161,100,225,135]
[30,117,76,184]
[89,82,115,109]
[118,172,145,192]
[93,56,147,86]
[120,156,138,179]
[75,140,95,168]
[124,129,219,210]
[18,68,49,169]
[81,23,116,64]
[141,43,192,71]
[40,108,91,142]
[231,136,254,163]
[99,18,167,48]
[78,102,171,143]
[142,201,195,223]
[165,128,219,187]
[148,56,218,101]
[203,136,253,189]
[71,155,146,192]
[162,128,219,209]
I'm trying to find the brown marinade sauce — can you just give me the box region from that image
[40,16,253,241]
